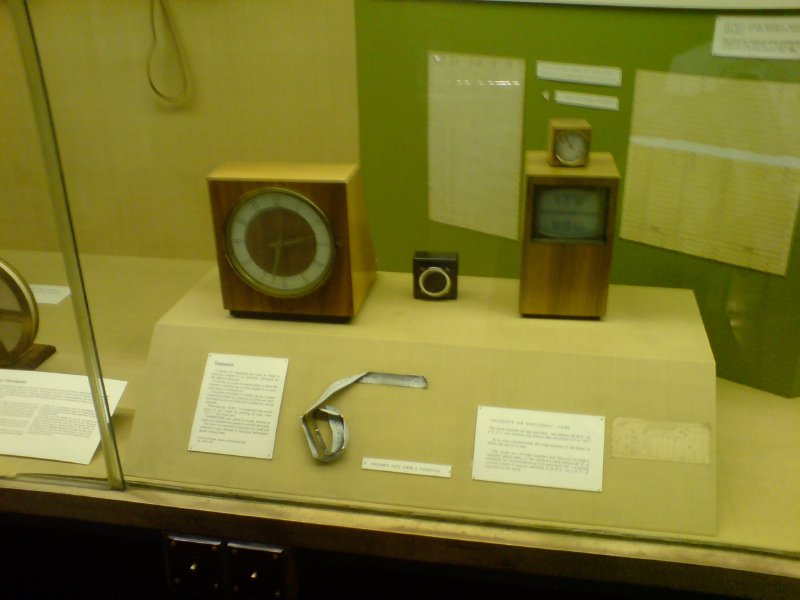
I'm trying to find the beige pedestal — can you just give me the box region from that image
[125,270,716,536]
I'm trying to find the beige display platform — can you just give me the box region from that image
[0,251,211,481]
[125,270,716,536]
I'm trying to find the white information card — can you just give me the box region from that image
[189,353,288,460]
[362,457,452,479]
[0,369,126,464]
[472,406,605,492]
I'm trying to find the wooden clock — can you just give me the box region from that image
[208,162,377,321]
[519,151,619,319]
[546,118,592,167]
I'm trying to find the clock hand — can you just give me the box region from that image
[272,228,285,273]
[273,244,284,274]
[281,235,316,247]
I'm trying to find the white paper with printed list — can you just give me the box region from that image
[0,369,125,464]
[472,406,605,493]
[428,51,525,240]
[189,354,288,459]
[620,70,800,275]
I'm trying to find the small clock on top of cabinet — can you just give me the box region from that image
[208,162,377,321]
[519,151,619,319]
[546,118,592,167]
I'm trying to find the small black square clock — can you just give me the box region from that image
[413,252,458,300]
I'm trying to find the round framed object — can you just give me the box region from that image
[0,258,39,367]
[553,130,590,167]
[224,187,337,298]
[418,266,452,298]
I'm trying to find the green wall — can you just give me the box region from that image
[354,0,800,397]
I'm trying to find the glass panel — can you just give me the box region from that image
[3,0,798,582]
[0,0,122,487]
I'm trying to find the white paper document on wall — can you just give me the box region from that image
[472,406,605,492]
[189,353,288,459]
[620,70,800,275]
[428,52,525,239]
[713,16,800,61]
[0,369,125,464]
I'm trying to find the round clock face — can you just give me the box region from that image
[554,130,589,166]
[418,266,452,298]
[224,188,336,298]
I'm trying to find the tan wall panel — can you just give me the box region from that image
[0,3,60,252]
[1,0,359,259]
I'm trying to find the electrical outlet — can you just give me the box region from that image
[228,541,295,599]
[164,534,224,596]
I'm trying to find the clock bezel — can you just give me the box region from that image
[223,187,337,299]
[553,130,591,167]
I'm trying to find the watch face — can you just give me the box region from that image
[225,188,336,298]
[554,130,589,166]
[533,186,607,242]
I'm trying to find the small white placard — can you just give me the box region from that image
[362,457,452,478]
[189,353,288,459]
[472,406,605,492]
[554,90,620,111]
[30,284,71,305]
[537,60,622,87]
[0,369,125,464]
[713,16,800,60]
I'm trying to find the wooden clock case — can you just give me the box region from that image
[208,162,377,321]
[519,151,619,319]
[546,118,592,167]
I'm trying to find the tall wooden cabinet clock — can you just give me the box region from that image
[519,151,619,319]
[208,162,377,321]
[546,118,592,167]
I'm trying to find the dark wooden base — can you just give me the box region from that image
[230,310,351,324]
[4,343,56,370]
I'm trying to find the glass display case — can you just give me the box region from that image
[1,0,798,597]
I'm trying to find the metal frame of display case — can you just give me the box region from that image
[1,2,798,598]
[9,0,123,489]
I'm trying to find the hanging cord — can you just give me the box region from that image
[147,0,192,105]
